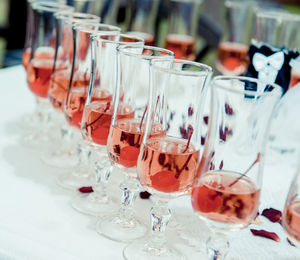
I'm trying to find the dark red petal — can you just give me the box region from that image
[78,186,94,193]
[139,191,151,199]
[250,229,280,242]
[262,208,282,223]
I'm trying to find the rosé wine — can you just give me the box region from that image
[138,137,199,194]
[22,49,31,69]
[165,34,195,60]
[65,87,112,129]
[48,70,90,111]
[283,201,300,244]
[27,59,65,98]
[126,32,155,46]
[192,171,260,226]
[216,41,249,75]
[107,119,164,168]
[290,72,300,88]
[82,101,134,146]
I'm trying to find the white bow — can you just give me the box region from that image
[253,52,284,72]
[252,51,285,92]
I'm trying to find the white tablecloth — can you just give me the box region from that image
[0,65,300,260]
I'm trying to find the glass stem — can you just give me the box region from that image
[35,97,51,125]
[118,177,140,227]
[206,232,229,260]
[146,200,171,253]
[91,155,113,202]
[73,140,92,177]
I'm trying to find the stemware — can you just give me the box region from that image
[41,12,100,168]
[23,1,73,148]
[283,162,300,247]
[164,0,202,60]
[55,25,125,189]
[95,45,174,242]
[191,76,282,260]
[70,34,145,215]
[215,0,254,76]
[126,0,160,45]
[67,0,96,13]
[249,10,300,94]
[123,59,213,259]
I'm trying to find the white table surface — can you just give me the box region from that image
[0,65,300,260]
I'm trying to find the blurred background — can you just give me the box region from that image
[0,0,299,69]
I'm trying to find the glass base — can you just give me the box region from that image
[20,113,40,130]
[123,238,185,260]
[41,148,77,168]
[20,131,52,150]
[71,193,118,216]
[56,170,95,190]
[96,214,146,243]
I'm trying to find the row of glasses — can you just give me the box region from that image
[71,33,145,215]
[22,0,97,133]
[21,1,292,259]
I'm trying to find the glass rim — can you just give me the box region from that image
[73,22,121,34]
[55,10,99,22]
[119,45,175,60]
[152,59,213,77]
[32,1,72,12]
[212,75,283,96]
[94,33,145,46]
[225,0,254,8]
[256,10,300,22]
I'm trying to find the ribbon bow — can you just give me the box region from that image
[253,52,285,72]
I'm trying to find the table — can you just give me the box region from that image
[0,65,300,260]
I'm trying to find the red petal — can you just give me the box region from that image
[78,186,94,193]
[250,229,280,242]
[139,191,151,199]
[262,208,282,223]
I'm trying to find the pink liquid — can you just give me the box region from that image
[283,201,300,244]
[192,171,260,225]
[65,87,112,129]
[290,72,300,88]
[165,34,195,60]
[82,101,134,146]
[216,42,249,75]
[138,137,199,193]
[107,119,164,168]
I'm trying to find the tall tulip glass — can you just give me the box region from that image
[283,163,300,247]
[95,45,174,242]
[40,13,104,168]
[70,34,145,214]
[23,1,73,149]
[191,76,282,260]
[123,59,213,260]
[55,25,125,190]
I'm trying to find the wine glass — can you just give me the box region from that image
[165,0,202,60]
[55,25,124,189]
[123,59,213,259]
[40,13,103,168]
[95,45,174,242]
[126,0,160,45]
[191,76,282,259]
[70,33,145,215]
[23,1,73,149]
[215,0,254,75]
[282,163,300,247]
